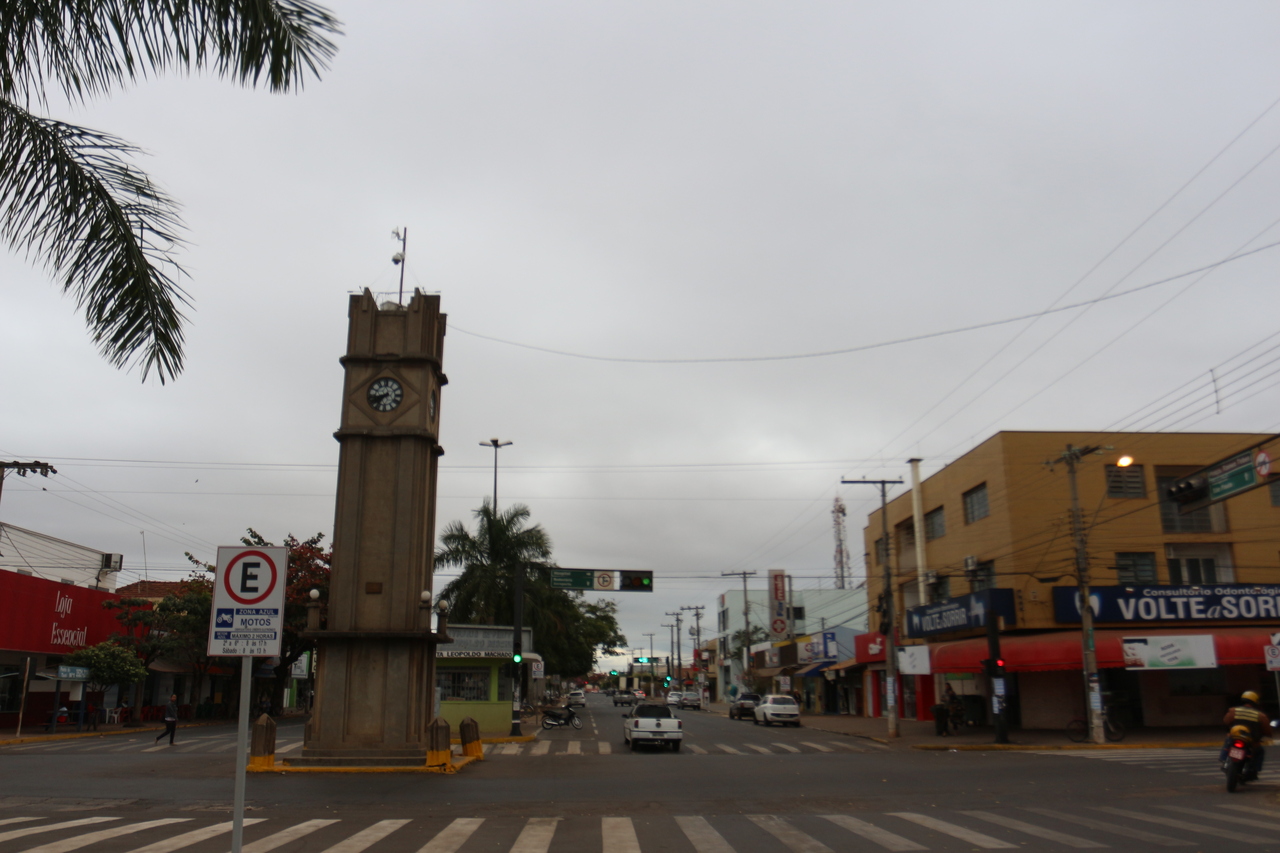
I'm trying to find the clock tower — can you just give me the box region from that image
[298,288,449,766]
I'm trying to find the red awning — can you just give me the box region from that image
[931,627,1278,673]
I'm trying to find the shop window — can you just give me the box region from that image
[0,665,20,713]
[1167,668,1226,697]
[1105,464,1146,498]
[436,668,490,702]
[1167,543,1233,585]
[963,484,989,524]
[924,506,946,541]
[1115,552,1157,585]
[1157,473,1227,533]
[969,560,995,592]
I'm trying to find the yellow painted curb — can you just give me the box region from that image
[253,755,480,774]
[914,741,1219,751]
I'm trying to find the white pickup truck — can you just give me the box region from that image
[622,703,684,752]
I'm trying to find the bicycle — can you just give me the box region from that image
[1065,709,1125,742]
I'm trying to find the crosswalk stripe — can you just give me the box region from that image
[1155,806,1280,832]
[960,810,1106,848]
[1221,804,1280,818]
[1091,807,1271,844]
[1021,808,1191,846]
[175,742,205,753]
[123,819,265,853]
[601,817,641,853]
[483,743,494,754]
[566,741,581,755]
[687,744,708,754]
[598,742,611,755]
[241,818,340,852]
[821,815,925,851]
[826,741,864,751]
[0,818,38,827]
[276,742,303,754]
[0,817,117,844]
[508,817,560,853]
[888,813,1016,849]
[799,742,832,753]
[416,818,483,853]
[21,818,189,853]
[744,744,773,754]
[747,815,832,853]
[316,819,410,853]
[675,816,737,853]
[530,740,551,756]
[500,743,522,755]
[771,743,801,753]
[210,742,239,752]
[143,744,171,753]
[714,744,744,754]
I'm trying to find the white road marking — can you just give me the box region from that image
[888,813,1017,848]
[799,742,833,753]
[1021,808,1191,846]
[566,740,581,754]
[961,810,1107,848]
[276,741,303,754]
[1222,804,1280,818]
[174,742,206,753]
[743,744,773,754]
[714,744,744,754]
[530,740,551,756]
[827,741,865,751]
[122,819,266,853]
[416,818,483,853]
[597,742,611,754]
[508,817,560,853]
[240,818,340,853]
[601,817,641,853]
[687,744,708,754]
[209,742,239,753]
[1155,805,1280,832]
[0,818,118,844]
[316,819,410,853]
[0,818,38,827]
[821,815,926,851]
[142,744,171,753]
[747,815,833,853]
[21,819,189,853]
[770,743,801,753]
[499,743,522,755]
[675,816,737,853]
[1091,807,1271,844]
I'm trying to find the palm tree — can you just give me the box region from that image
[435,500,555,625]
[0,1,341,382]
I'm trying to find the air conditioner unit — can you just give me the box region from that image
[100,553,123,572]
[924,570,939,584]
[963,556,977,571]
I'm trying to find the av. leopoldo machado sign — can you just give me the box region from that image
[1054,584,1280,624]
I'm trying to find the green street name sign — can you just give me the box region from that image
[550,570,597,590]
[1208,450,1259,501]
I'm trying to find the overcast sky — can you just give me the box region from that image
[4,2,1280,672]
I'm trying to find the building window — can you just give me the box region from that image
[1105,464,1146,498]
[963,484,989,524]
[1157,473,1227,533]
[1115,552,1157,585]
[896,520,916,552]
[1271,480,1280,507]
[0,665,20,713]
[969,560,995,592]
[436,668,490,702]
[928,575,951,603]
[718,609,728,632]
[924,506,946,541]
[1166,543,1233,585]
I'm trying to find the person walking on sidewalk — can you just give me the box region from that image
[156,695,179,746]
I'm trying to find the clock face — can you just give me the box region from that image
[366,377,403,413]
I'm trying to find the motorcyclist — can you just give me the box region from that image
[1223,690,1270,780]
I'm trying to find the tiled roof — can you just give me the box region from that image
[115,580,184,600]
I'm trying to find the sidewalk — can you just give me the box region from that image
[0,718,233,746]
[704,702,1221,750]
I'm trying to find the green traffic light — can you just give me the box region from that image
[513,652,523,664]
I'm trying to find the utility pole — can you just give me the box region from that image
[480,438,518,737]
[1052,444,1109,745]
[721,571,757,687]
[0,461,57,520]
[843,477,904,738]
[666,611,684,679]
[661,623,676,687]
[643,632,656,696]
[681,605,705,691]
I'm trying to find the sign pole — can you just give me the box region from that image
[231,658,252,853]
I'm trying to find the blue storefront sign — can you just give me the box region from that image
[906,589,1017,638]
[1053,584,1280,624]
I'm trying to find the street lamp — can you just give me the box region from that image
[480,438,520,736]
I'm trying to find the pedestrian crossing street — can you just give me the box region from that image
[0,734,293,756]
[2,803,1280,852]
[482,738,871,756]
[1030,748,1228,779]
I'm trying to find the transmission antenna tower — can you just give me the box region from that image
[832,496,849,590]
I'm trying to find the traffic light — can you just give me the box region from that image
[1166,474,1209,507]
[619,571,653,592]
[610,670,619,676]
[635,656,651,664]
[512,651,523,664]
[664,675,672,685]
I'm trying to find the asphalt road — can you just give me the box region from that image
[0,693,1276,852]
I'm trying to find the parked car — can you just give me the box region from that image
[678,692,702,710]
[666,691,682,706]
[753,694,801,726]
[567,690,586,707]
[728,693,762,720]
[622,702,684,751]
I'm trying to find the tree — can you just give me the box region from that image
[64,641,147,697]
[102,595,169,723]
[0,1,341,382]
[436,501,626,678]
[154,574,215,705]
[726,625,769,666]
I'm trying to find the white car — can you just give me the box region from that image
[753,694,801,726]
[665,691,682,706]
[567,690,586,707]
[622,703,684,751]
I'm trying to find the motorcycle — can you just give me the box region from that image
[541,705,583,730]
[1222,720,1277,792]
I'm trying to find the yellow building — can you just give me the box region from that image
[862,431,1280,730]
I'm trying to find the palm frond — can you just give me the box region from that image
[0,97,188,382]
[1,0,342,104]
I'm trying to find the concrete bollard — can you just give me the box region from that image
[249,713,277,769]
[426,718,452,770]
[459,717,483,761]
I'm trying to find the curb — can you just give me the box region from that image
[913,741,1219,751]
[259,755,480,775]
[0,719,232,747]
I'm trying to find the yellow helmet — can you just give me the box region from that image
[1242,691,1261,704]
[1230,724,1253,740]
